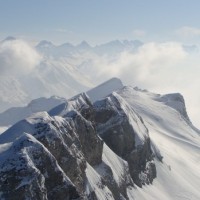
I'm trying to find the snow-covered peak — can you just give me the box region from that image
[76,41,91,50]
[155,93,190,121]
[60,42,74,47]
[122,39,143,47]
[0,96,66,126]
[36,40,55,48]
[49,92,92,117]
[2,36,17,42]
[104,40,123,47]
[87,77,124,103]
[94,91,149,146]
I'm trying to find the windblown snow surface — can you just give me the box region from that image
[114,86,200,200]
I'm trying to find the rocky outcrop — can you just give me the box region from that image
[0,91,157,199]
[0,133,80,200]
[155,93,190,121]
[93,92,156,187]
[49,93,104,166]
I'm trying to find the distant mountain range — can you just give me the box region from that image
[36,39,143,57]
[0,37,144,113]
[0,37,199,114]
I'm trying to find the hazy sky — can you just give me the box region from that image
[1,0,200,44]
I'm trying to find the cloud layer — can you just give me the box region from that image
[83,42,199,128]
[0,39,41,76]
[0,38,199,128]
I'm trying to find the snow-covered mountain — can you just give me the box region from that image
[0,96,66,126]
[0,53,93,113]
[0,78,199,199]
[86,77,124,102]
[36,39,143,57]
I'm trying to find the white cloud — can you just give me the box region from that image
[83,42,200,127]
[0,39,41,76]
[0,38,199,128]
[175,26,200,38]
[90,42,187,85]
[132,29,146,37]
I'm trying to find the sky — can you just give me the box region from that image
[0,0,200,128]
[1,0,200,45]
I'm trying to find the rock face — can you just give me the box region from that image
[93,92,156,187]
[0,91,158,199]
[0,133,80,200]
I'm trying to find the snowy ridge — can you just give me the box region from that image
[94,91,148,146]
[87,77,124,103]
[0,78,199,199]
[36,39,143,57]
[154,93,190,121]
[0,96,66,126]
[117,86,200,200]
[49,92,92,117]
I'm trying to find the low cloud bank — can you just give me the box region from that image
[85,42,199,128]
[0,38,199,128]
[0,39,41,76]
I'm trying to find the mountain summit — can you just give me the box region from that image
[0,78,199,200]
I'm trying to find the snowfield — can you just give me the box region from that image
[117,86,200,200]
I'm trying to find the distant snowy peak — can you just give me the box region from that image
[87,77,124,102]
[119,86,193,126]
[36,40,55,48]
[0,96,66,126]
[2,36,17,42]
[35,39,144,57]
[95,39,143,49]
[76,41,91,50]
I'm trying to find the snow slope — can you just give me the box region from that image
[87,77,124,102]
[116,86,200,200]
[0,96,66,126]
[0,51,93,113]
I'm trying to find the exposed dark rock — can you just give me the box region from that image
[93,93,156,187]
[33,117,87,194]
[49,93,104,166]
[0,134,80,200]
[0,90,158,199]
[72,113,103,166]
